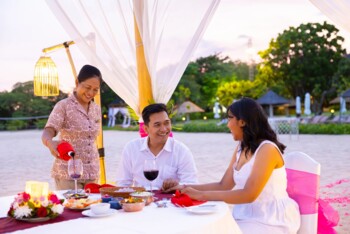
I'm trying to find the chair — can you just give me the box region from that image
[284,151,321,234]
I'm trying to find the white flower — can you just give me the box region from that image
[12,202,19,209]
[51,204,64,214]
[41,200,49,207]
[13,205,32,219]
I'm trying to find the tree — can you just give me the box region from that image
[216,79,265,107]
[0,81,67,118]
[171,54,238,111]
[258,22,346,114]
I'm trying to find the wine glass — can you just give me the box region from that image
[143,159,159,193]
[68,158,83,194]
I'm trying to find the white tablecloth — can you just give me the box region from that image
[0,192,242,234]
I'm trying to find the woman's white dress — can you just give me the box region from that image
[233,140,301,234]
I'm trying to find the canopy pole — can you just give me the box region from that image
[134,14,153,115]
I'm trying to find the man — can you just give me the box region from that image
[116,103,198,191]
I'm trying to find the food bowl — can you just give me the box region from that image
[130,191,154,206]
[121,197,145,212]
[90,203,110,215]
[100,186,145,198]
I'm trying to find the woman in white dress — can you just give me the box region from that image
[166,97,300,234]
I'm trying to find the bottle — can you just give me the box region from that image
[57,141,75,161]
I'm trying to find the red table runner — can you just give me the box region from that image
[0,208,84,233]
[0,191,176,233]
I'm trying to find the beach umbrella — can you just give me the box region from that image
[256,90,290,117]
[304,93,311,115]
[340,97,347,113]
[296,96,301,117]
[177,101,204,121]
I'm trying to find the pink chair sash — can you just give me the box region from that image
[286,168,319,214]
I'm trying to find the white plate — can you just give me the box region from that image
[186,206,217,215]
[66,206,90,211]
[16,217,51,222]
[82,209,118,218]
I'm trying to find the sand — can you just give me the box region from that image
[0,130,349,233]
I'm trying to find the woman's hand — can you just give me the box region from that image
[46,140,60,159]
[161,178,179,193]
[181,187,204,201]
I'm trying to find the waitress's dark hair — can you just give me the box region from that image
[227,97,286,158]
[77,65,102,84]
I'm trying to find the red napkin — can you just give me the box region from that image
[84,183,116,193]
[171,190,206,207]
[57,141,75,161]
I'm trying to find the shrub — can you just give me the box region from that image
[35,119,48,129]
[6,120,26,131]
[299,123,350,134]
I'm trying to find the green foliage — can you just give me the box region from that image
[299,123,350,134]
[258,22,347,113]
[171,54,238,111]
[35,119,48,129]
[216,80,264,107]
[172,119,229,133]
[6,120,26,131]
[0,81,66,118]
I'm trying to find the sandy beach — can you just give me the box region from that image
[0,130,349,233]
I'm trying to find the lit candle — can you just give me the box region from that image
[25,181,49,199]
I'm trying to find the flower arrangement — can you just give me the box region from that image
[7,192,64,219]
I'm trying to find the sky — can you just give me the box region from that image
[1,0,350,93]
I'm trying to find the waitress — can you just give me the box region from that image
[41,65,103,191]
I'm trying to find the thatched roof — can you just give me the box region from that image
[256,90,290,105]
[177,101,204,114]
[341,88,350,97]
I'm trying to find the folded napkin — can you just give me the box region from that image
[84,183,116,193]
[171,190,206,207]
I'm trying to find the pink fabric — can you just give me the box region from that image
[139,122,148,138]
[286,168,319,214]
[317,199,339,234]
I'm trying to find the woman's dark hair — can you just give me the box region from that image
[227,97,286,157]
[77,65,102,84]
[142,103,169,125]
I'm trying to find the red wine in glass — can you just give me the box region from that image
[143,159,158,192]
[143,170,159,181]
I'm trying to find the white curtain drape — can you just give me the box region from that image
[309,0,350,32]
[45,0,220,116]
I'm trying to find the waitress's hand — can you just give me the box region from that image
[46,140,60,159]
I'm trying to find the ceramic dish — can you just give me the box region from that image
[82,209,117,218]
[64,198,100,210]
[186,206,217,215]
[16,217,51,222]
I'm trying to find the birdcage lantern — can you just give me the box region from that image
[33,56,59,96]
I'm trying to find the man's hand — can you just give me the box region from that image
[161,178,179,193]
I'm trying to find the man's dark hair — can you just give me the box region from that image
[142,103,169,125]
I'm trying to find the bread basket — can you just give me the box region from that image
[100,186,145,198]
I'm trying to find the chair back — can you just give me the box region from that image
[284,151,321,234]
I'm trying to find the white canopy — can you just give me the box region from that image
[309,0,350,33]
[45,0,220,116]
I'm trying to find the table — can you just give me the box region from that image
[0,191,242,234]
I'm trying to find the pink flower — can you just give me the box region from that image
[48,193,61,204]
[22,192,31,202]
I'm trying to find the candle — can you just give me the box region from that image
[25,181,49,199]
